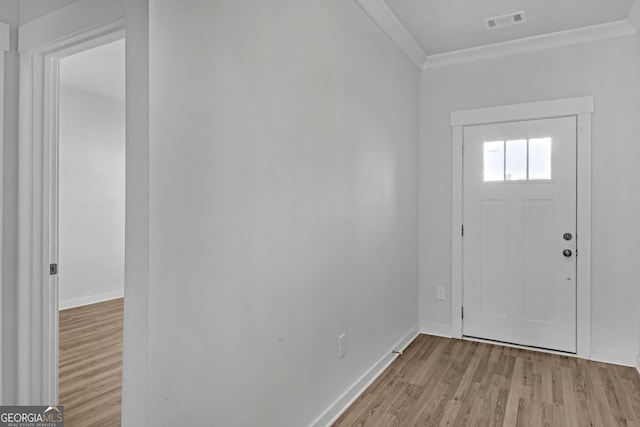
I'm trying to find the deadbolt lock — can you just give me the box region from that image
[563,233,573,241]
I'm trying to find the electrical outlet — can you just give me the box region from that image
[338,333,347,359]
[437,286,446,300]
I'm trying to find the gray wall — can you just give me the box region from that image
[58,85,125,309]
[419,34,640,364]
[144,0,419,425]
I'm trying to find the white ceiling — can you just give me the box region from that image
[384,0,636,55]
[59,38,125,101]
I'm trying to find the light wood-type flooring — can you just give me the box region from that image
[59,298,124,426]
[334,334,640,427]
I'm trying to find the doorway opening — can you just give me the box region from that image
[56,39,125,424]
[17,3,126,408]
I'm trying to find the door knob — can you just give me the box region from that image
[562,249,572,257]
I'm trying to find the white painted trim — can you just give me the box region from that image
[629,0,640,32]
[18,0,124,53]
[59,290,124,311]
[591,348,638,368]
[45,55,61,406]
[18,48,44,405]
[424,20,637,69]
[310,325,420,427]
[451,96,594,126]
[18,49,62,406]
[18,6,125,405]
[636,354,640,375]
[450,126,463,340]
[420,324,453,339]
[0,20,10,406]
[450,97,593,360]
[353,0,426,68]
[576,114,591,359]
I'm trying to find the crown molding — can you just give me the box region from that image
[353,0,426,68]
[0,22,9,52]
[629,0,640,31]
[424,19,638,69]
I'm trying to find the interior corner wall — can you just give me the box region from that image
[57,85,125,309]
[419,34,640,365]
[146,0,419,425]
[1,0,19,405]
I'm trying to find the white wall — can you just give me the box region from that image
[58,84,125,309]
[145,0,419,425]
[419,35,640,365]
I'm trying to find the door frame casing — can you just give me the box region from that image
[449,96,593,359]
[17,0,124,404]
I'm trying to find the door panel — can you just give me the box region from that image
[480,200,509,318]
[463,117,577,353]
[522,200,554,324]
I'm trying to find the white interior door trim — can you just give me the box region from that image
[450,96,593,359]
[18,0,124,54]
[451,96,595,126]
[17,8,124,403]
[575,112,592,358]
[0,20,11,405]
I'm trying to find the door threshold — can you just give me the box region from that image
[463,335,578,358]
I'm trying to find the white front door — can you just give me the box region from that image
[462,116,577,353]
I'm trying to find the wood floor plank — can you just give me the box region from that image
[502,357,525,426]
[333,334,640,427]
[59,298,123,427]
[560,366,580,427]
[493,387,509,426]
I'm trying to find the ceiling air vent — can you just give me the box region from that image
[483,11,526,30]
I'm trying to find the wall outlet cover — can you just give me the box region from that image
[338,333,347,359]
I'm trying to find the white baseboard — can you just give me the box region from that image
[59,289,124,310]
[420,323,452,338]
[310,324,420,427]
[636,354,640,375]
[590,347,638,367]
